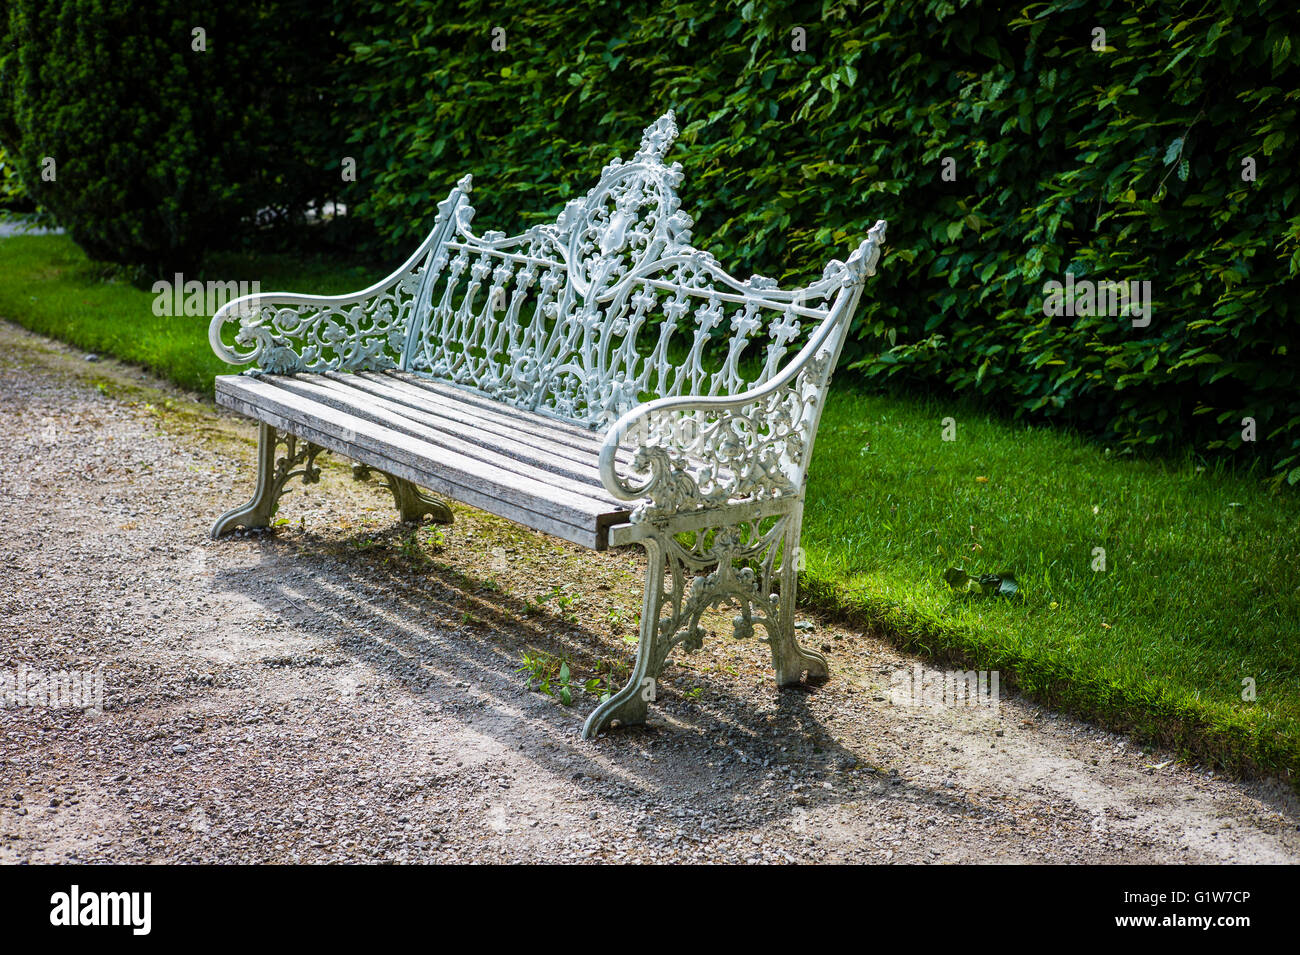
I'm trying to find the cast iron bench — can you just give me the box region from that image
[208,112,886,738]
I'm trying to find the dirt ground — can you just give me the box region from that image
[0,318,1296,864]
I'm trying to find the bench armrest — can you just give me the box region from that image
[208,179,470,374]
[208,275,420,375]
[599,228,884,522]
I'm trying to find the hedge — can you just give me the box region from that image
[333,0,1300,482]
[0,0,351,276]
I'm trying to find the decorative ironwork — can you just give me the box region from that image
[352,464,453,525]
[581,511,828,739]
[208,178,471,374]
[209,111,886,433]
[210,423,326,537]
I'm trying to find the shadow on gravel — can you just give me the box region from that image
[209,525,947,827]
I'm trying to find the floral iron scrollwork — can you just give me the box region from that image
[210,424,326,538]
[581,512,828,739]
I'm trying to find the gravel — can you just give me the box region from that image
[0,318,1297,864]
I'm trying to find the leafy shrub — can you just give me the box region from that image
[334,0,1300,482]
[0,143,34,213]
[0,0,351,277]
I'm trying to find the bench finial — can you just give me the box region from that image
[633,110,678,165]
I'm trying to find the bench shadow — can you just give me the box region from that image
[210,525,977,839]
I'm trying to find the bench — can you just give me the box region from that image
[208,112,886,738]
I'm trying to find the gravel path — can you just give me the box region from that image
[0,319,1297,864]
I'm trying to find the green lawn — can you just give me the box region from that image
[2,232,1297,784]
[805,396,1299,781]
[0,233,384,392]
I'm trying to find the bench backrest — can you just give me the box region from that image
[399,112,878,431]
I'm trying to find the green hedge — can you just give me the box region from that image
[0,0,351,276]
[0,143,32,212]
[334,0,1300,482]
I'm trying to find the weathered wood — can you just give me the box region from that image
[216,375,630,548]
[265,374,623,509]
[381,372,612,454]
[328,372,636,473]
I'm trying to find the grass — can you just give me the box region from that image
[805,394,1300,782]
[0,233,383,392]
[2,232,1297,784]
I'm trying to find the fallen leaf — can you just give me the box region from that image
[943,567,1019,598]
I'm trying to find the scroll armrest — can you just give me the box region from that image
[207,271,424,375]
[598,224,884,521]
[208,177,473,375]
[599,347,834,522]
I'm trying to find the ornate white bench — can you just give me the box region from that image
[208,112,886,738]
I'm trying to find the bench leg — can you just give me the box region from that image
[769,513,829,686]
[582,513,829,739]
[352,464,453,525]
[581,537,667,739]
[211,423,324,538]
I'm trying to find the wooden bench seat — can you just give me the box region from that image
[216,371,632,549]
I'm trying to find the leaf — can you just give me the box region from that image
[984,572,1019,598]
[943,567,1019,598]
[1163,137,1184,165]
[942,567,977,591]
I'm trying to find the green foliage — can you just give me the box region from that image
[333,0,1300,480]
[0,143,33,212]
[516,652,605,706]
[0,0,351,277]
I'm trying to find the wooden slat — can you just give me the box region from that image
[268,374,623,510]
[371,369,637,463]
[386,371,734,503]
[216,375,633,549]
[380,371,611,453]
[217,385,608,550]
[324,372,635,475]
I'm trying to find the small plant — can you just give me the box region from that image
[517,651,605,706]
[535,584,581,624]
[389,527,447,564]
